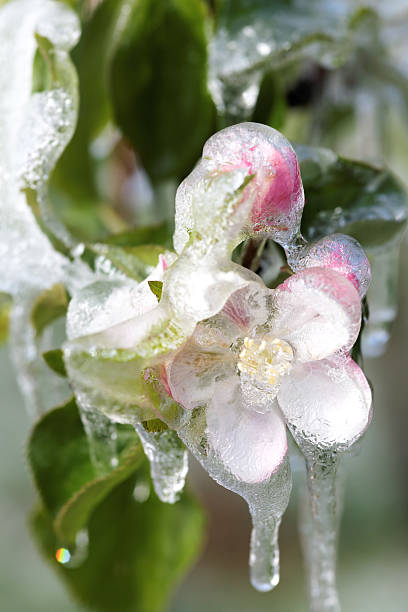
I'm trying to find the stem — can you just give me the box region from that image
[300,452,343,612]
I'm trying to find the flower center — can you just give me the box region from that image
[237,335,294,389]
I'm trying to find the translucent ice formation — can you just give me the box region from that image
[0,0,80,415]
[295,144,408,357]
[287,233,371,298]
[64,255,189,497]
[299,452,344,612]
[174,122,304,250]
[134,424,188,504]
[209,1,354,121]
[361,239,402,357]
[165,268,371,592]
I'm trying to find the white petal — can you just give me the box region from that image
[278,356,372,451]
[206,379,287,483]
[269,267,361,361]
[166,338,234,410]
[221,282,271,331]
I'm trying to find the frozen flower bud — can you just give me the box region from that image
[173,122,304,254]
[288,233,371,298]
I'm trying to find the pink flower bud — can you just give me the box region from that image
[203,122,305,243]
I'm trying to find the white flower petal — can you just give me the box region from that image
[268,267,361,361]
[206,379,287,483]
[277,356,372,451]
[166,338,234,410]
[221,282,271,331]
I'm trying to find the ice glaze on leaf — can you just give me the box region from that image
[90,243,166,282]
[296,144,408,248]
[210,0,363,121]
[0,0,79,293]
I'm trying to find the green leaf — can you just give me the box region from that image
[104,221,173,249]
[295,145,408,248]
[29,398,205,612]
[0,292,12,344]
[110,0,214,181]
[148,280,163,302]
[31,474,204,612]
[28,397,144,544]
[43,349,67,377]
[31,283,68,337]
[89,243,166,282]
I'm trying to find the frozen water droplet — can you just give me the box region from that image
[135,425,188,504]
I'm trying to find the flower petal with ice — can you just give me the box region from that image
[267,267,361,362]
[166,266,371,483]
[206,379,287,484]
[277,355,372,451]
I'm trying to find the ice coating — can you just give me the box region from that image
[173,123,305,253]
[209,2,351,121]
[288,234,371,298]
[167,269,370,479]
[0,0,79,296]
[299,453,343,612]
[79,403,119,475]
[134,424,188,504]
[176,406,292,592]
[0,0,82,415]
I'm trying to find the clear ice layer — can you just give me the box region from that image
[209,2,353,121]
[134,425,188,504]
[173,122,305,252]
[299,452,344,612]
[177,407,292,592]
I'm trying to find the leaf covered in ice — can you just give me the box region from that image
[0,0,80,294]
[209,0,366,120]
[296,144,408,248]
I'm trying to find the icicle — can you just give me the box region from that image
[177,408,292,591]
[299,450,344,612]
[76,394,119,476]
[134,424,188,504]
[248,458,291,592]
